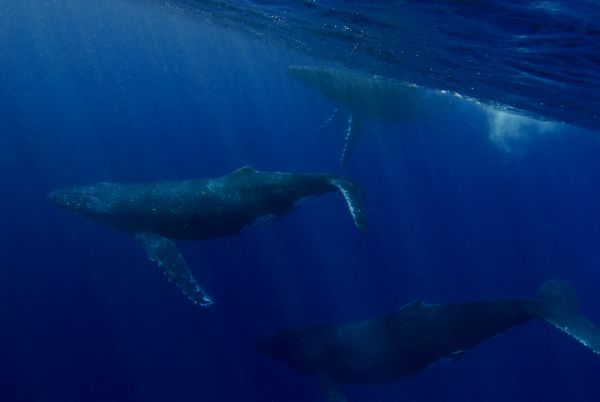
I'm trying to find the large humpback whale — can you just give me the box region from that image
[288,65,428,167]
[257,280,600,401]
[289,65,557,160]
[48,166,366,307]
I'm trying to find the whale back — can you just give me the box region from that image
[288,65,423,123]
[48,167,366,239]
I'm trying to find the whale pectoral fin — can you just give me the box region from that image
[537,280,600,355]
[544,313,600,355]
[329,178,367,232]
[320,378,347,402]
[136,232,214,307]
[313,108,339,131]
[340,113,363,168]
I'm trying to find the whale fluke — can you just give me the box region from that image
[136,232,214,307]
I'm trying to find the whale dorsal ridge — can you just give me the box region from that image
[228,165,257,176]
[399,300,428,312]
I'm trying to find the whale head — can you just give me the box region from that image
[47,185,112,217]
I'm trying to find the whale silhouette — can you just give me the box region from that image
[48,166,366,307]
[257,280,600,401]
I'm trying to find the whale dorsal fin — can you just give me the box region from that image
[229,165,256,176]
[399,300,428,312]
[136,232,213,307]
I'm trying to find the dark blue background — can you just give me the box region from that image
[1,0,599,401]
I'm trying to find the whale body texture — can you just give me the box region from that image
[257,280,600,401]
[48,166,366,307]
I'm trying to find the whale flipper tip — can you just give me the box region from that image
[136,232,214,307]
[538,280,600,355]
[329,177,367,232]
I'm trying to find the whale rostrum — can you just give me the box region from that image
[48,166,366,306]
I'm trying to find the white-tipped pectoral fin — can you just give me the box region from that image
[544,313,600,356]
[314,108,339,131]
[329,178,367,232]
[340,113,363,168]
[136,232,214,307]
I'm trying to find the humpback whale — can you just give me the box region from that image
[48,166,366,307]
[288,65,427,167]
[257,280,600,401]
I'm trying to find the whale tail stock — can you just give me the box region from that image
[536,280,600,355]
[328,176,367,233]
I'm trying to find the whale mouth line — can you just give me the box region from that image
[47,190,73,206]
[47,189,106,213]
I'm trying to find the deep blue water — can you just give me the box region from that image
[1,0,600,401]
